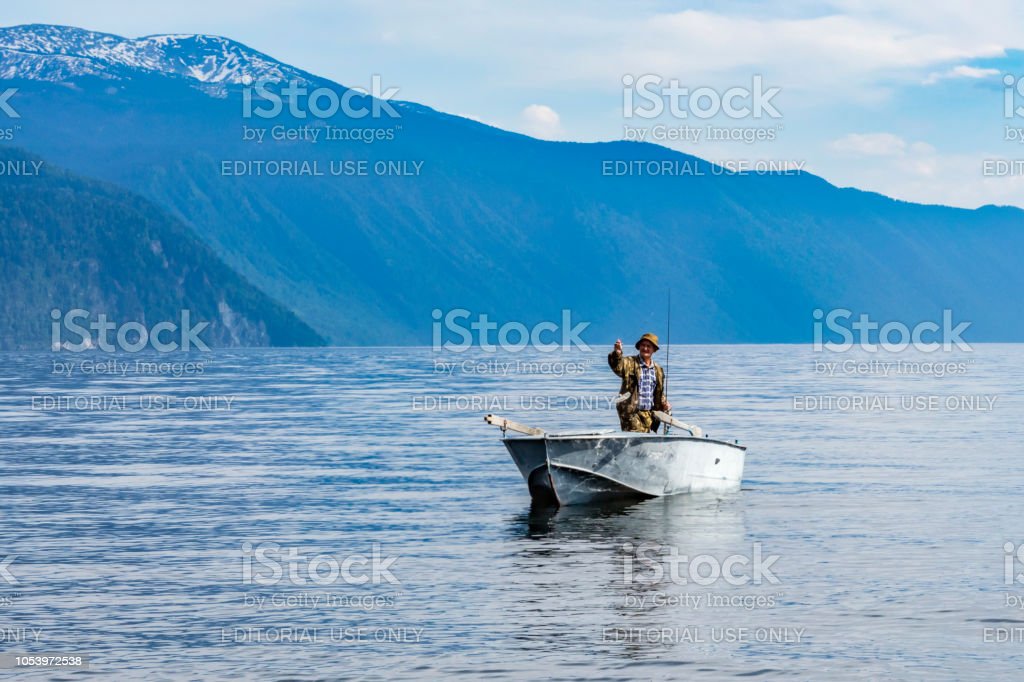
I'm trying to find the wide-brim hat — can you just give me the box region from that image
[634,333,660,352]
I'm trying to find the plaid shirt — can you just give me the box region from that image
[637,361,656,410]
[608,352,666,431]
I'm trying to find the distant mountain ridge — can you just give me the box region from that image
[0,23,314,87]
[0,23,1021,345]
[0,147,325,350]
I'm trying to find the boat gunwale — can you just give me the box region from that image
[504,433,747,452]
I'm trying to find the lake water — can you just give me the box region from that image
[1,344,1022,679]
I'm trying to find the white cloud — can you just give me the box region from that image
[624,11,1003,83]
[830,133,910,157]
[819,129,1024,208]
[307,3,1012,101]
[519,104,563,140]
[826,148,1024,208]
[923,64,1001,85]
[828,133,942,181]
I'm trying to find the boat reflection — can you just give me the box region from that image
[504,492,782,661]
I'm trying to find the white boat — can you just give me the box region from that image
[486,414,746,506]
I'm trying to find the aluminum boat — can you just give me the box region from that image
[486,414,746,506]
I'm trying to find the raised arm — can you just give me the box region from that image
[608,339,626,377]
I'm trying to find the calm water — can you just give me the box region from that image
[1,345,1022,679]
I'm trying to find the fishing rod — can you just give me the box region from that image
[664,289,671,435]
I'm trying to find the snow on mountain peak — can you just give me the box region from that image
[0,24,312,87]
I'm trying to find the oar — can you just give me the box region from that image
[484,414,544,436]
[653,410,703,438]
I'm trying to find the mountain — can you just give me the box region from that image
[0,146,325,350]
[0,24,1021,344]
[0,24,313,88]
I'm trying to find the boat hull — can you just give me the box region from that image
[503,432,745,506]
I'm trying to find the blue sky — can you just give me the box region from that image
[3,0,1023,208]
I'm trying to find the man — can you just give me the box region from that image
[608,333,672,433]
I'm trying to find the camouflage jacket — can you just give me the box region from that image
[607,351,666,417]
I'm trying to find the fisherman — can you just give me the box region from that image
[608,333,672,433]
